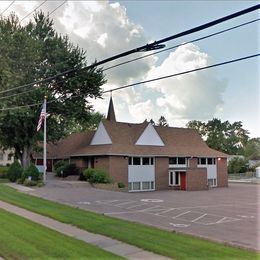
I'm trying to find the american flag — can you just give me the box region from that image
[37,104,46,132]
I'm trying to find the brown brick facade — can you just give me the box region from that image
[109,156,128,185]
[186,168,208,191]
[155,157,169,190]
[70,157,88,168]
[217,158,228,187]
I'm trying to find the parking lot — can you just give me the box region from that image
[30,180,259,251]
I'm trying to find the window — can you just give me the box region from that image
[133,182,141,190]
[198,158,206,165]
[128,157,132,165]
[169,157,177,164]
[142,181,150,190]
[208,178,217,187]
[208,158,213,165]
[169,157,186,165]
[178,157,186,164]
[129,157,154,165]
[133,157,141,165]
[169,171,180,186]
[142,157,150,165]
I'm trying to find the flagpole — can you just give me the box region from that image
[43,96,47,184]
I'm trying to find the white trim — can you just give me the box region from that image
[136,123,164,146]
[90,121,112,145]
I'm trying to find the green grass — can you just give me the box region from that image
[0,208,122,259]
[0,184,259,260]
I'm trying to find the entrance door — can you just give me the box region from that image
[180,172,186,190]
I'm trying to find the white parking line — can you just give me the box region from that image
[114,201,136,206]
[191,213,207,222]
[127,203,148,209]
[171,211,191,219]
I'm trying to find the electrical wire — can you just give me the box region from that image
[20,0,47,22]
[0,1,15,16]
[0,4,258,96]
[49,0,67,15]
[0,17,259,100]
[0,53,258,112]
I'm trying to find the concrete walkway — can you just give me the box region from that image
[0,200,170,260]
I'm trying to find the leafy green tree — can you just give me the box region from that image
[157,116,169,127]
[228,157,248,174]
[0,12,105,168]
[243,138,260,159]
[187,118,250,154]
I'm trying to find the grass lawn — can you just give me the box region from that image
[0,179,9,183]
[0,208,122,259]
[0,184,259,260]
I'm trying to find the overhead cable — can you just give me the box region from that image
[0,53,258,112]
[0,4,258,96]
[0,1,15,16]
[20,0,47,22]
[49,0,67,15]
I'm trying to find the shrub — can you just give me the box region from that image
[54,160,67,172]
[0,166,8,178]
[22,164,41,181]
[118,182,125,188]
[23,179,37,186]
[228,157,249,174]
[55,165,67,177]
[7,160,23,182]
[63,163,79,176]
[83,168,112,184]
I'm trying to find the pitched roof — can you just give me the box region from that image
[37,119,227,158]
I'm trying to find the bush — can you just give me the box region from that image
[7,160,23,182]
[23,179,37,186]
[22,164,41,181]
[54,160,67,172]
[118,182,125,188]
[83,168,112,184]
[0,166,8,178]
[228,157,249,174]
[63,163,79,176]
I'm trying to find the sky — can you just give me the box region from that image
[0,1,259,137]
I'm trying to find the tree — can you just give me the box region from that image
[243,138,260,159]
[228,157,248,174]
[186,118,250,154]
[0,12,106,168]
[157,116,169,127]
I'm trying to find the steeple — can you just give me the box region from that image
[107,95,116,121]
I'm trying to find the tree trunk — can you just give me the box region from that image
[22,145,32,169]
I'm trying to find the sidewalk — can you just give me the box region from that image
[0,200,170,260]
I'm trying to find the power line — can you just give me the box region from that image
[0,53,258,112]
[0,17,259,101]
[49,0,67,15]
[0,1,15,16]
[0,4,258,96]
[20,0,47,22]
[103,53,259,93]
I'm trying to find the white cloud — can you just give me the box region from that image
[139,43,227,125]
[128,99,154,122]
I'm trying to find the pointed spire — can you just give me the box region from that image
[107,94,116,121]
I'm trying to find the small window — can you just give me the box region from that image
[133,182,141,190]
[8,154,12,161]
[208,158,213,165]
[169,157,177,164]
[150,157,154,165]
[200,158,206,165]
[142,182,150,190]
[142,157,150,165]
[150,181,154,190]
[128,182,132,191]
[175,173,179,185]
[178,157,186,164]
[128,157,132,165]
[133,157,141,165]
[169,171,174,185]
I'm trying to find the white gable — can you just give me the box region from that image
[136,123,165,146]
[90,121,112,145]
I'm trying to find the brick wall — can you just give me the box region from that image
[94,156,110,171]
[155,157,171,190]
[217,158,228,187]
[189,157,198,168]
[186,168,208,191]
[70,157,88,168]
[109,156,128,185]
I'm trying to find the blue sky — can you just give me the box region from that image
[0,1,259,137]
